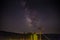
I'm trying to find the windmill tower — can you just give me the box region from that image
[38,26,50,40]
[38,27,43,40]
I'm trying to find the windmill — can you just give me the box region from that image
[37,26,50,40]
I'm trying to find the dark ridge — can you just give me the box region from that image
[0,31,21,38]
[0,31,60,40]
[0,31,60,38]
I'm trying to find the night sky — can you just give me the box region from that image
[0,0,60,34]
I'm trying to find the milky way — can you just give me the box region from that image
[1,0,59,34]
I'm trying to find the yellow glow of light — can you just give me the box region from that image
[33,33,38,40]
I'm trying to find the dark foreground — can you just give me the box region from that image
[0,31,60,40]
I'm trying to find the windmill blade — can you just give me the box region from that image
[43,34,51,40]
